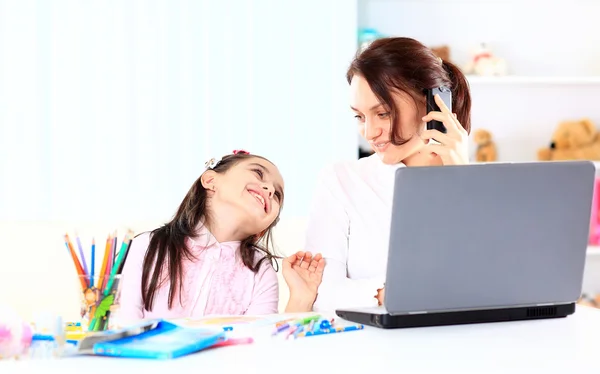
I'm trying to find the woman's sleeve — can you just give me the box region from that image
[305,165,383,312]
[244,258,279,315]
[114,232,150,324]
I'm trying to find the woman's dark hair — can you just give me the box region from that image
[141,152,281,311]
[346,37,472,145]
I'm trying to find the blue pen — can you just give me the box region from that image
[299,324,364,337]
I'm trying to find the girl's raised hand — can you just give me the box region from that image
[420,94,469,165]
[282,251,325,302]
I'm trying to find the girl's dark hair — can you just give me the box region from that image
[141,152,281,311]
[346,37,472,145]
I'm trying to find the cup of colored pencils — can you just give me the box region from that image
[63,230,134,332]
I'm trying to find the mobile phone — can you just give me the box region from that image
[426,86,452,134]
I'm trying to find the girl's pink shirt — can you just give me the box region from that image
[116,227,279,324]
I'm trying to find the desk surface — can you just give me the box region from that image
[3,306,599,373]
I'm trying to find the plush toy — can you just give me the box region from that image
[578,293,600,308]
[430,45,451,63]
[537,118,600,161]
[473,128,497,162]
[0,305,33,359]
[463,43,507,76]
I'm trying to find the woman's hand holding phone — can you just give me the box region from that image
[420,94,469,165]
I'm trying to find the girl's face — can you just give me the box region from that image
[204,157,284,237]
[350,75,428,165]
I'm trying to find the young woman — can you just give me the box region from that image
[117,151,324,323]
[305,37,472,311]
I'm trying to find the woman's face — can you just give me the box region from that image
[350,75,428,165]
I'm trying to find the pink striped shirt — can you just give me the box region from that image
[116,226,279,324]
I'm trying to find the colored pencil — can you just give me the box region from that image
[112,234,117,265]
[75,232,89,277]
[90,238,96,288]
[64,234,88,290]
[117,232,135,274]
[97,234,112,295]
[102,234,115,291]
[104,232,132,296]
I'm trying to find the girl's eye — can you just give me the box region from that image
[274,191,282,201]
[377,112,390,119]
[253,169,264,179]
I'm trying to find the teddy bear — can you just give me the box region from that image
[473,129,497,162]
[473,128,497,162]
[537,118,600,161]
[578,293,600,309]
[430,45,451,63]
[463,43,507,76]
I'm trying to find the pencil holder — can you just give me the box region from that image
[78,274,122,332]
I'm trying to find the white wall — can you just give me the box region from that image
[0,0,358,321]
[359,0,600,76]
[0,0,358,224]
[468,81,600,161]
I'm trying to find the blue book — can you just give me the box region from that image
[92,320,226,359]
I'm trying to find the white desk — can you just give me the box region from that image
[3,305,600,373]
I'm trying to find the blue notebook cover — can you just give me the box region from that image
[92,320,226,359]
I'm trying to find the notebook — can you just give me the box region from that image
[92,320,226,359]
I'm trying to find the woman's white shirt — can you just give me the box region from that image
[305,153,405,312]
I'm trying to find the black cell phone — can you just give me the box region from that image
[426,86,452,134]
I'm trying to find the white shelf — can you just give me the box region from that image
[473,161,600,168]
[466,76,600,85]
[588,246,600,256]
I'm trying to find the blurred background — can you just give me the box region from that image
[2,0,600,320]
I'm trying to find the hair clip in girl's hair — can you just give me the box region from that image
[204,156,222,170]
[233,149,249,155]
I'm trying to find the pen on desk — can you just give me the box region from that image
[285,325,300,340]
[272,323,291,335]
[307,320,315,333]
[213,337,254,347]
[295,315,321,326]
[291,325,304,339]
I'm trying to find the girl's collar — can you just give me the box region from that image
[187,223,242,249]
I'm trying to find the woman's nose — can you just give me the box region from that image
[364,120,382,140]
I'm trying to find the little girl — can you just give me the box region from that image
[117,150,324,323]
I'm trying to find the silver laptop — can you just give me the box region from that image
[336,161,596,328]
